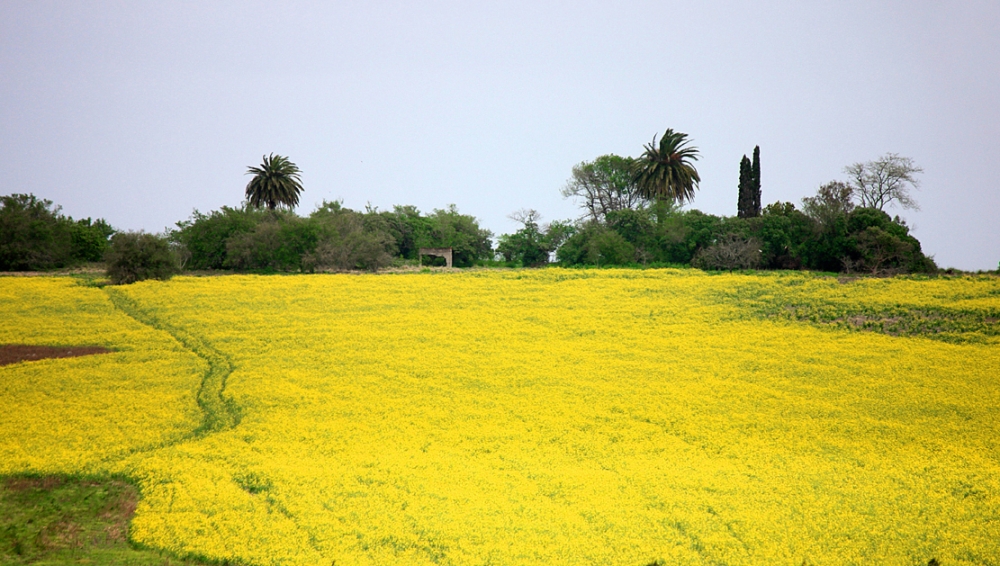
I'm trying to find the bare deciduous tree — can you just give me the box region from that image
[508,208,543,227]
[844,153,922,211]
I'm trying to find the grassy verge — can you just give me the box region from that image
[0,475,219,565]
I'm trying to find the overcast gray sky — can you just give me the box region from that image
[2,1,998,270]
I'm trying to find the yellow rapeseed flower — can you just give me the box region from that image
[1,270,997,565]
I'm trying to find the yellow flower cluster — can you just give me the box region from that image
[1,270,998,565]
[0,277,203,473]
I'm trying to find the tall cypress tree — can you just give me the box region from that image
[751,145,761,216]
[737,155,753,218]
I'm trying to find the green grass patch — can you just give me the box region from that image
[707,273,1000,343]
[0,475,217,565]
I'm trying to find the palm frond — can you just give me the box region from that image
[245,153,304,210]
[633,129,700,204]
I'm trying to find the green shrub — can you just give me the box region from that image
[496,227,548,266]
[170,202,490,272]
[557,222,635,266]
[224,214,319,272]
[496,211,572,267]
[171,207,265,270]
[840,208,934,274]
[305,205,395,272]
[655,209,724,264]
[0,194,115,270]
[306,230,395,272]
[692,234,763,271]
[70,217,115,262]
[752,203,812,269]
[419,205,494,267]
[105,232,180,284]
[378,205,433,261]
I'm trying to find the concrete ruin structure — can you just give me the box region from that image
[418,247,453,268]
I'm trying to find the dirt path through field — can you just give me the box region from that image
[103,287,241,434]
[0,344,112,366]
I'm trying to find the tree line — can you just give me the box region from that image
[507,141,936,275]
[1,136,979,284]
[0,197,494,284]
[0,193,114,271]
[172,202,492,273]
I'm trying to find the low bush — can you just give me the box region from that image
[224,214,319,272]
[105,232,180,284]
[171,206,264,270]
[557,222,635,266]
[306,201,396,272]
[692,234,763,271]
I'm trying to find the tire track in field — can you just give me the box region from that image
[104,287,241,436]
[103,288,328,563]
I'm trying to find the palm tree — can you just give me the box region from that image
[245,154,304,210]
[633,129,701,204]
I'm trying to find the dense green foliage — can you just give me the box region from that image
[378,205,431,261]
[556,221,636,266]
[419,205,494,267]
[561,155,647,221]
[496,210,574,267]
[224,213,320,272]
[737,146,762,218]
[105,232,181,284]
[551,134,945,273]
[554,200,935,274]
[170,202,492,272]
[0,194,114,271]
[305,201,396,272]
[171,206,265,270]
[553,140,936,274]
[737,155,754,218]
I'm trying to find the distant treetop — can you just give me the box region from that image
[245,154,304,210]
[633,129,701,204]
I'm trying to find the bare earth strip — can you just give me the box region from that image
[0,344,112,366]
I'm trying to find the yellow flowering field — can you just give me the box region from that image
[0,277,204,472]
[1,270,998,565]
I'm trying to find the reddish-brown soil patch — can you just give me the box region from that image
[0,344,112,366]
